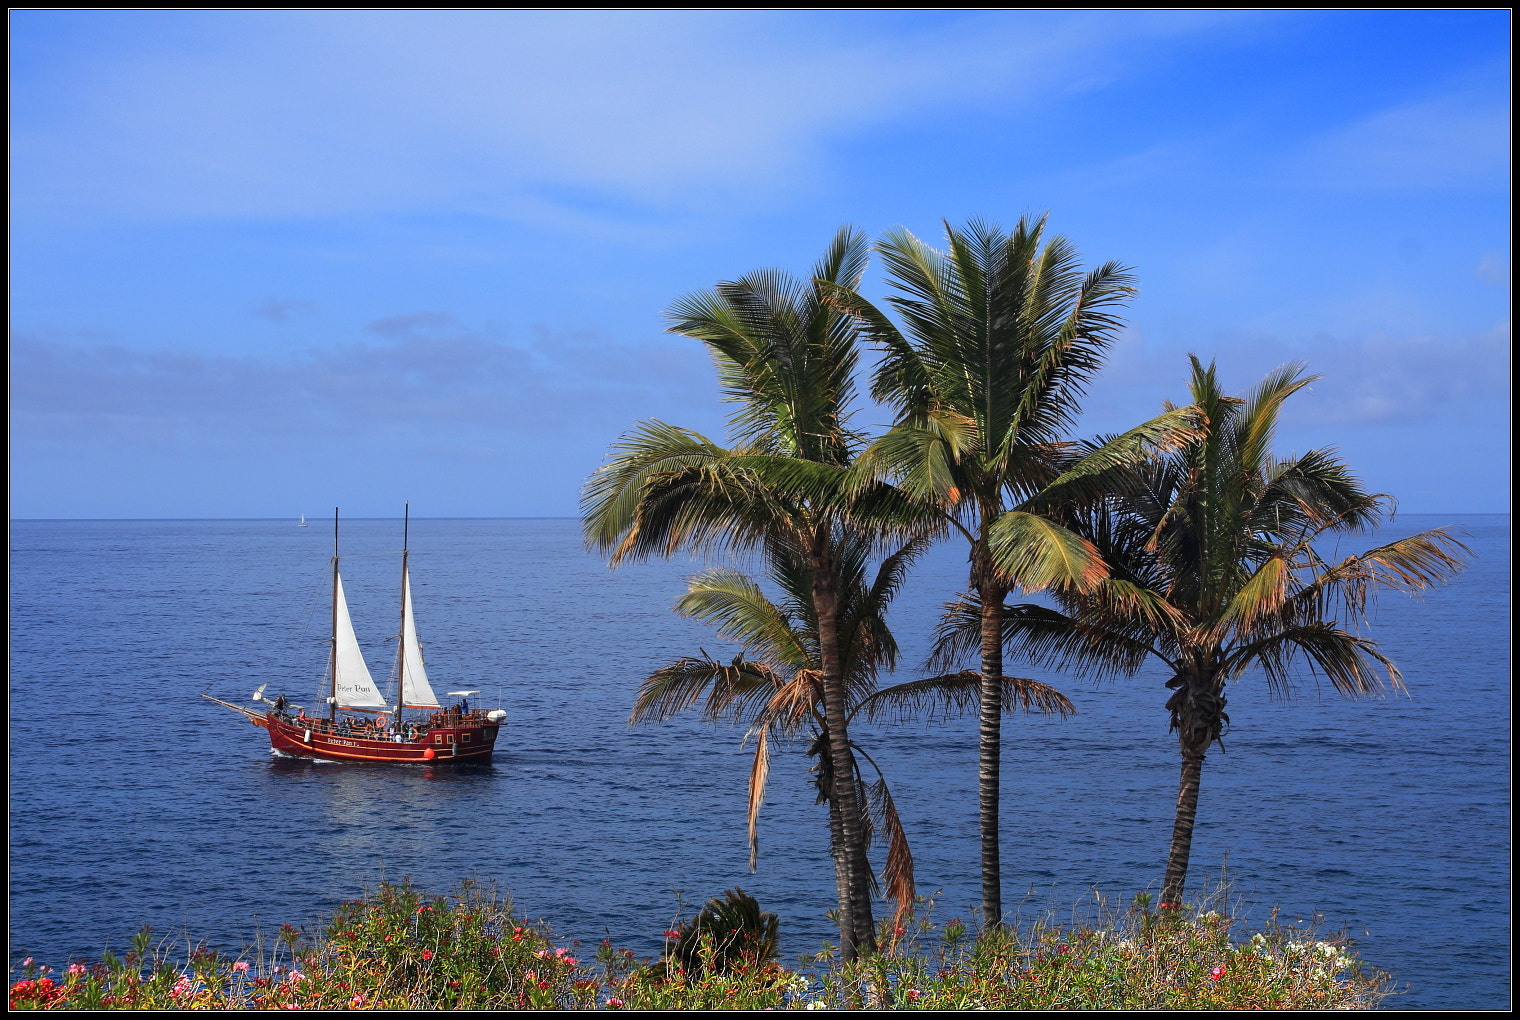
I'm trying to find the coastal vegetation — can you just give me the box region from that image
[581,213,1468,973]
[8,881,1393,1010]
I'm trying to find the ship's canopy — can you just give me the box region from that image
[400,566,442,709]
[334,573,389,710]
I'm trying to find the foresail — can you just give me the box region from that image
[400,569,442,709]
[334,575,389,709]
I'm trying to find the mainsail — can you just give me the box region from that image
[333,574,389,709]
[400,567,442,709]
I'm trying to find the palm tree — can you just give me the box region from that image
[631,532,1073,940]
[582,228,923,958]
[827,215,1169,926]
[948,356,1469,904]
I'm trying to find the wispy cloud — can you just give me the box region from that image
[9,317,717,453]
[1293,87,1509,191]
[10,11,1247,224]
[1475,250,1510,285]
[1079,322,1511,434]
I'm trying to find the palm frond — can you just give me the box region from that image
[1021,405,1204,512]
[581,420,730,556]
[987,510,1108,592]
[677,568,812,671]
[629,653,782,727]
[746,727,770,872]
[854,671,1073,724]
[1224,623,1403,699]
[851,744,916,927]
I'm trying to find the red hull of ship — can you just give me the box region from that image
[257,712,498,764]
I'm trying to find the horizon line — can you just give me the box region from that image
[9,512,1511,523]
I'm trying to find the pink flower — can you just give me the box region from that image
[1210,965,1226,981]
[607,997,625,1008]
[905,989,921,1002]
[524,970,537,982]
[22,958,33,967]
[66,963,87,977]
[287,970,304,984]
[233,961,250,973]
[352,993,367,1006]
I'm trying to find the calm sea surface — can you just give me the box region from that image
[8,515,1510,1007]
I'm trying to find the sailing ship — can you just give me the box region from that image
[204,506,504,763]
[299,514,308,527]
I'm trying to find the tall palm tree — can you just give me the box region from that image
[945,357,1470,904]
[582,228,922,959]
[828,215,1177,926]
[631,532,1073,939]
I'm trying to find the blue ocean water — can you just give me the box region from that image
[7,515,1510,1008]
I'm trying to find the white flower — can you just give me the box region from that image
[805,1001,829,1010]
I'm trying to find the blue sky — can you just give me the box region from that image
[9,11,1510,518]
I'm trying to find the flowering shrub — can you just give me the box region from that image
[9,883,1390,1010]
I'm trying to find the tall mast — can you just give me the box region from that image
[395,502,409,726]
[330,507,339,723]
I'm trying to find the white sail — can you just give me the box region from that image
[400,567,442,709]
[334,574,389,709]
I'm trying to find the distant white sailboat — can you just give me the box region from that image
[299,514,308,527]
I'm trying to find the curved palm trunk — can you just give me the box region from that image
[811,535,876,959]
[1162,750,1205,906]
[977,577,1010,928]
[1162,670,1226,907]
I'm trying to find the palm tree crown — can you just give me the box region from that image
[583,227,919,959]
[972,356,1470,902]
[831,214,1148,926]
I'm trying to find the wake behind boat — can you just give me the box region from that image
[204,506,504,763]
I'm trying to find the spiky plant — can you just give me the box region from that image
[661,888,781,977]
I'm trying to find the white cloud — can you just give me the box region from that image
[10,11,1245,223]
[1295,89,1509,190]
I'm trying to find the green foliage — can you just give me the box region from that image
[11,882,1391,1011]
[661,888,780,977]
[9,881,599,1011]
